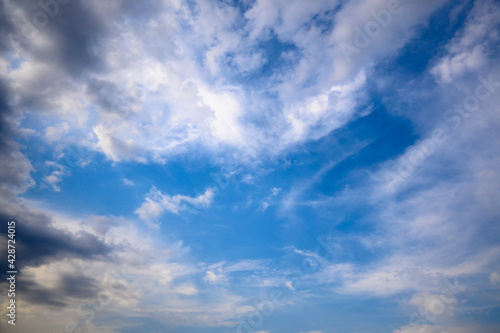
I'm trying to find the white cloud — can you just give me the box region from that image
[271,187,281,196]
[432,46,486,83]
[324,0,450,82]
[408,291,456,318]
[261,186,282,211]
[204,270,219,283]
[280,70,367,147]
[285,281,295,291]
[490,272,500,285]
[245,0,336,41]
[122,178,135,186]
[175,284,199,296]
[393,325,496,333]
[432,0,500,83]
[204,269,228,285]
[135,187,215,225]
[44,122,70,142]
[42,161,68,192]
[203,260,267,285]
[197,85,246,146]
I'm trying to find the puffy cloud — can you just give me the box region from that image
[204,269,227,285]
[490,272,500,285]
[42,161,68,192]
[135,187,215,225]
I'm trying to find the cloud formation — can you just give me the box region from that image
[135,187,215,225]
[1,0,500,332]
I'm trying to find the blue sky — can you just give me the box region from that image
[1,0,500,332]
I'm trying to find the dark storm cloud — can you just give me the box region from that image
[0,193,113,307]
[0,204,111,271]
[18,222,111,266]
[0,80,34,190]
[0,158,111,278]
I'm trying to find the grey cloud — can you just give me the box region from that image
[0,189,112,278]
[0,194,113,311]
[2,0,107,76]
[0,80,34,191]
[11,273,100,308]
[86,77,136,116]
[59,273,100,299]
[16,279,67,307]
[85,215,120,235]
[1,0,168,77]
[0,211,111,270]
[0,1,19,53]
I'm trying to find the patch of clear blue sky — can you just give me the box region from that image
[7,54,26,70]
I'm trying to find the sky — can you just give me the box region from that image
[0,0,500,332]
